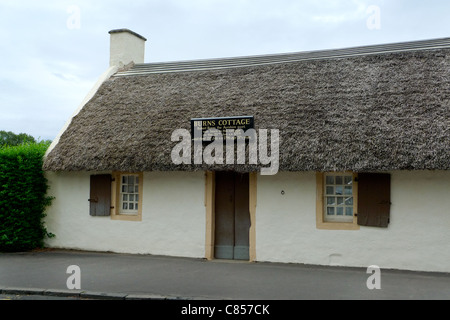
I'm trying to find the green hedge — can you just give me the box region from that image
[0,142,54,252]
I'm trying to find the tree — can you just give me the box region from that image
[0,131,36,148]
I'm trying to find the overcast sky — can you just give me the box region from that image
[1,0,450,141]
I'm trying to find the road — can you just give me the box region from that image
[1,250,449,300]
[0,294,85,300]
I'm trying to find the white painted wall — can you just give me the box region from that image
[44,171,206,258]
[109,30,146,68]
[45,170,450,273]
[255,171,450,273]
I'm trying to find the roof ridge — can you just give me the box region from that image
[114,37,450,76]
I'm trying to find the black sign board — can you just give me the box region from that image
[191,116,255,142]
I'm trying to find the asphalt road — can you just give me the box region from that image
[1,250,449,300]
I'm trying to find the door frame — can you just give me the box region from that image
[205,171,257,262]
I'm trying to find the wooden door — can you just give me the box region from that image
[214,172,250,260]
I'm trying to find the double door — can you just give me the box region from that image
[214,172,250,261]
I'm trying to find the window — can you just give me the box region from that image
[316,172,391,230]
[324,173,354,223]
[112,172,143,221]
[316,172,359,230]
[120,175,140,215]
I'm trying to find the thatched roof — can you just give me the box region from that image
[44,38,450,172]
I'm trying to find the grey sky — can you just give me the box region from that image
[1,0,449,141]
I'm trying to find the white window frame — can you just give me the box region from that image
[111,172,143,222]
[119,174,140,215]
[316,172,359,230]
[323,172,354,223]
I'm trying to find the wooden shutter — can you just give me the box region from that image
[89,174,112,216]
[357,173,391,228]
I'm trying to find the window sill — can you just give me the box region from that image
[316,222,360,230]
[111,214,142,222]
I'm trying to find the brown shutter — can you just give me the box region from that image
[89,174,112,216]
[357,173,391,228]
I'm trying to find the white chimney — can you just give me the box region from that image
[109,29,147,68]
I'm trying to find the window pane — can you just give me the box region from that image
[122,176,128,184]
[135,195,139,202]
[135,203,138,210]
[337,197,344,205]
[123,203,128,210]
[345,176,353,185]
[327,207,335,216]
[129,194,134,202]
[135,177,139,184]
[135,185,139,193]
[336,176,343,185]
[128,176,134,185]
[335,186,343,195]
[344,186,352,195]
[327,197,336,205]
[336,207,344,216]
[326,186,334,195]
[326,176,334,185]
[346,207,353,216]
[123,194,128,201]
[128,185,134,193]
[345,197,353,205]
[129,203,134,210]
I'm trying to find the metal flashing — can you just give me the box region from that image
[114,37,450,76]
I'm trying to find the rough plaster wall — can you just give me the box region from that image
[44,171,206,258]
[256,171,450,273]
[44,170,450,272]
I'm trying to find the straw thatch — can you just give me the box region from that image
[43,46,450,172]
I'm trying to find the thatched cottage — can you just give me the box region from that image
[43,29,450,273]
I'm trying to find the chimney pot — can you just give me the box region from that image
[109,29,147,68]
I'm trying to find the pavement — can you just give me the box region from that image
[0,249,449,300]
